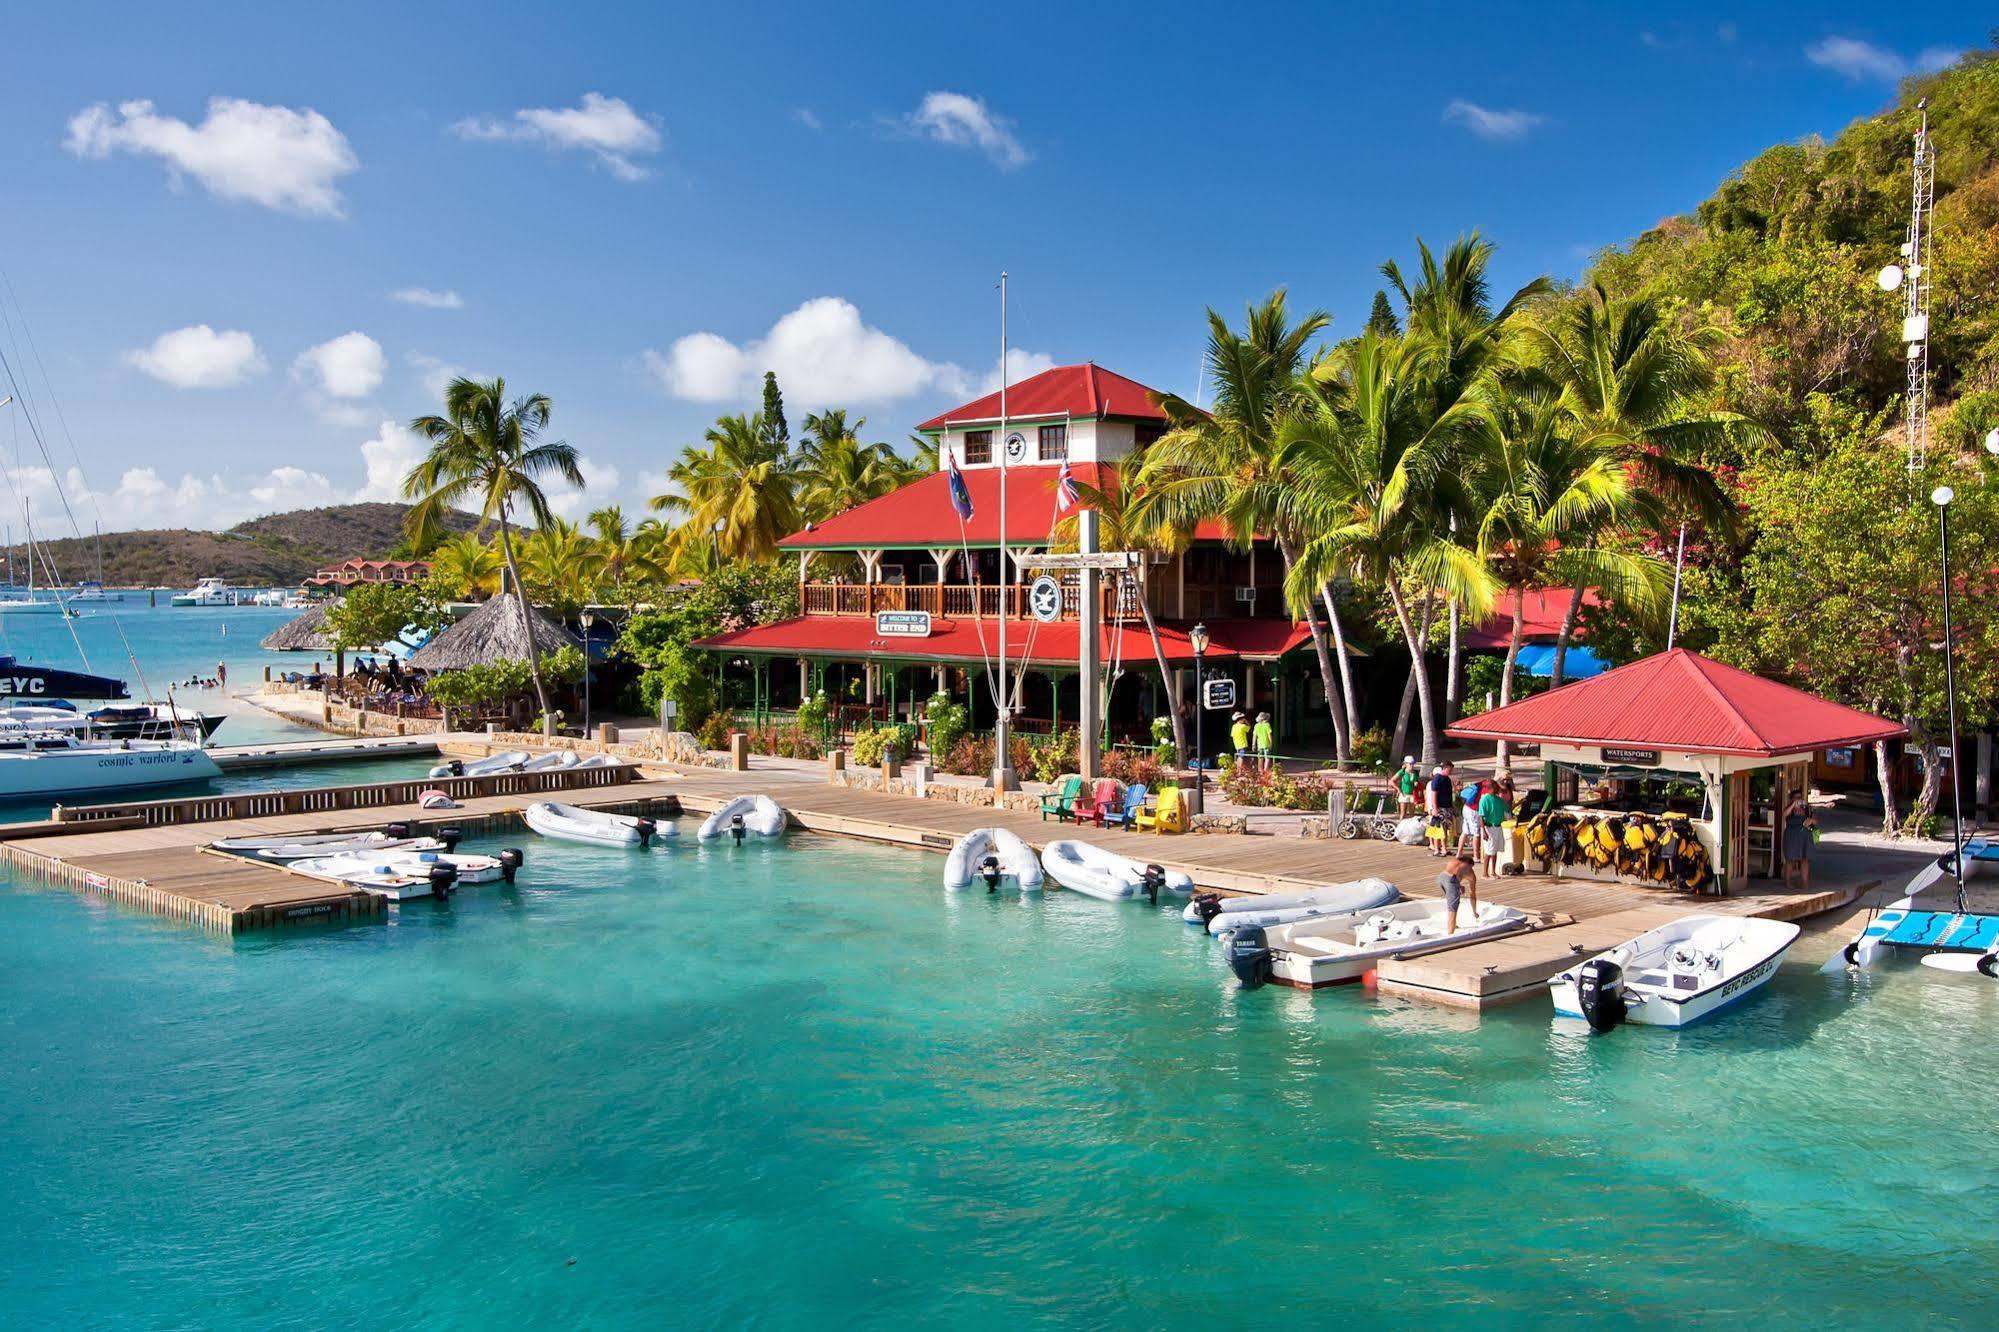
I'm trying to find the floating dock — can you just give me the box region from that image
[207,735,443,771]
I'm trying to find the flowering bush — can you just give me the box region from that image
[743,722,824,760]
[696,710,735,750]
[1028,728,1079,784]
[1222,764,1370,811]
[938,733,1034,777]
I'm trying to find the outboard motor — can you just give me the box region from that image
[1140,863,1166,906]
[635,817,658,848]
[427,862,460,900]
[1577,958,1626,1032]
[438,826,463,852]
[730,814,746,846]
[447,759,465,778]
[1224,924,1273,989]
[1191,892,1225,926]
[979,854,1002,893]
[497,848,524,884]
[384,821,414,840]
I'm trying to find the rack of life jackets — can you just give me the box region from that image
[1518,808,1715,894]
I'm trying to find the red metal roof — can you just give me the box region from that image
[695,616,1312,667]
[1462,587,1601,649]
[1445,648,1906,758]
[915,363,1171,431]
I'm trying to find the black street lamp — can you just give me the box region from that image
[1189,621,1209,814]
[1933,484,1967,913]
[580,609,596,737]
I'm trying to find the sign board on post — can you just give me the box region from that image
[1028,576,1063,624]
[1202,677,1236,711]
[1023,552,1142,571]
[874,610,932,638]
[660,697,678,729]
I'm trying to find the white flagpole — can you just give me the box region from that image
[993,271,1018,789]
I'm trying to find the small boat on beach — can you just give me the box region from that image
[698,794,787,841]
[524,800,665,848]
[1550,914,1799,1031]
[943,828,1043,891]
[1190,878,1402,935]
[1039,839,1190,901]
[1228,899,1531,989]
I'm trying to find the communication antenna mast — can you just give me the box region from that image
[1880,99,1935,474]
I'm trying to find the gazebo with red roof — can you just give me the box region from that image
[1447,649,1905,891]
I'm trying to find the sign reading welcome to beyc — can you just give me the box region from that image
[875,611,932,637]
[1600,746,1662,766]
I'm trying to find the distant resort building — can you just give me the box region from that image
[696,362,1325,743]
[303,557,431,591]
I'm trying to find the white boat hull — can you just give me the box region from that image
[1264,901,1531,988]
[944,828,1044,890]
[1039,839,1189,900]
[1550,914,1799,1029]
[1186,877,1400,927]
[524,800,667,848]
[0,740,221,799]
[428,750,531,779]
[698,794,787,840]
[1919,950,1999,978]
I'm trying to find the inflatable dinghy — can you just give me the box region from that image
[248,834,446,862]
[524,800,666,848]
[698,794,787,841]
[428,750,531,779]
[1188,877,1400,934]
[1040,839,1192,902]
[943,828,1044,891]
[520,750,582,773]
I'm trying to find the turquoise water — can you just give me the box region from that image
[3,831,1995,1328]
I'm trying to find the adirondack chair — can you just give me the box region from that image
[1136,784,1186,834]
[1104,783,1148,830]
[1040,775,1085,821]
[1084,778,1123,827]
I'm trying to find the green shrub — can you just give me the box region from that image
[1150,716,1180,767]
[924,693,969,757]
[1028,728,1079,784]
[696,710,735,751]
[851,725,885,766]
[1351,724,1390,770]
[796,691,830,736]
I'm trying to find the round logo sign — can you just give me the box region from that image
[1004,431,1027,461]
[1028,575,1063,623]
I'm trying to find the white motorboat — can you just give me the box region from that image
[698,794,787,841]
[1228,900,1531,989]
[428,750,532,779]
[1191,878,1402,935]
[289,847,521,898]
[0,734,220,800]
[247,834,446,862]
[214,829,415,854]
[524,800,666,848]
[943,828,1044,891]
[171,577,237,607]
[1550,914,1800,1031]
[1039,838,1190,901]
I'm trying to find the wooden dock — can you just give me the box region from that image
[207,734,442,770]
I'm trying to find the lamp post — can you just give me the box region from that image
[1189,621,1209,814]
[579,609,596,736]
[1933,485,1967,913]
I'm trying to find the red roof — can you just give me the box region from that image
[1445,648,1906,758]
[695,616,1312,667]
[1462,587,1601,650]
[915,363,1170,431]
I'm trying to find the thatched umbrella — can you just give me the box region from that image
[261,603,333,652]
[406,592,579,672]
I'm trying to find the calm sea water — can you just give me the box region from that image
[1,831,1992,1328]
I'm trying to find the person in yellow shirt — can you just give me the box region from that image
[1252,712,1273,767]
[1229,711,1250,760]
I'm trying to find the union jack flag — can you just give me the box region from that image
[1055,460,1080,514]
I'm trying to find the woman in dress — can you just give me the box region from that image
[1782,793,1817,891]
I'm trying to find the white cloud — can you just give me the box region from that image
[1805,36,1958,82]
[644,297,989,404]
[390,287,463,310]
[982,348,1057,394]
[794,108,823,132]
[904,92,1030,169]
[123,325,266,388]
[407,352,473,402]
[65,97,357,217]
[293,332,385,399]
[452,92,662,181]
[541,456,623,521]
[10,461,334,534]
[352,420,429,503]
[1442,100,1546,141]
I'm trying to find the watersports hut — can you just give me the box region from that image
[406,592,579,671]
[1446,648,1906,894]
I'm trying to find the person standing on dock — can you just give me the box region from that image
[1230,711,1250,762]
[1252,712,1273,769]
[1478,782,1511,877]
[1439,853,1478,934]
[1394,757,1421,817]
[1425,762,1454,857]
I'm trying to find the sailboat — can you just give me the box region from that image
[0,502,74,615]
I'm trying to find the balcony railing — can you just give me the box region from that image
[801,581,1144,622]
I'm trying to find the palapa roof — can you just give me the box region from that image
[405,592,579,671]
[260,603,333,651]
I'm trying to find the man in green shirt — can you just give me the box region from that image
[1477,783,1513,876]
[1251,712,1273,767]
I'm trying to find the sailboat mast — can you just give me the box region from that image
[992,271,1018,790]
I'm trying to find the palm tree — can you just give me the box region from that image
[902,433,940,476]
[517,517,602,616]
[429,531,504,600]
[1131,291,1362,759]
[587,504,670,596]
[404,376,584,732]
[1519,283,1749,683]
[798,431,904,522]
[650,411,801,562]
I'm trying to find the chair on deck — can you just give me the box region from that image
[1084,778,1123,827]
[1105,783,1148,830]
[1040,775,1085,821]
[1136,785,1186,834]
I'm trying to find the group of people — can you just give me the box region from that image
[1229,710,1274,765]
[182,663,228,691]
[1392,757,1521,878]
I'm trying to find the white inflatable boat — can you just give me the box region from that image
[943,828,1044,891]
[215,830,408,854]
[1039,839,1192,902]
[1550,914,1800,1031]
[428,750,531,779]
[1230,900,1531,988]
[290,847,522,899]
[250,834,445,862]
[524,800,667,848]
[698,794,787,841]
[1189,878,1401,935]
[520,750,582,773]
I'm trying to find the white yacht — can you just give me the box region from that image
[171,578,237,607]
[0,733,221,801]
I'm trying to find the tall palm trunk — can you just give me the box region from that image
[1496,584,1527,773]
[1318,582,1361,762]
[496,512,554,735]
[1386,579,1441,767]
[1548,584,1587,687]
[1390,592,1436,765]
[1133,581,1187,763]
[1277,535,1348,761]
[1444,599,1462,725]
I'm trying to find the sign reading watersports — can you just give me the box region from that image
[1600,746,1661,766]
[875,611,933,638]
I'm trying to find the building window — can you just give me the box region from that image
[1134,420,1165,449]
[1038,424,1068,461]
[963,430,991,464]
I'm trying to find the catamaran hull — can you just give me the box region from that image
[0,746,221,799]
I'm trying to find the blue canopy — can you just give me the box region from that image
[1514,643,1608,679]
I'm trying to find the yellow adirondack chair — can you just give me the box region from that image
[1136,784,1186,834]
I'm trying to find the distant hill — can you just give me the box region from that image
[11,503,479,589]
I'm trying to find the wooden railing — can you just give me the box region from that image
[801,582,1143,622]
[49,761,637,828]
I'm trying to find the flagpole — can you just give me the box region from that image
[993,271,1018,790]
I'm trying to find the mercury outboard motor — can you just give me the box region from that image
[385,821,414,840]
[730,814,746,846]
[635,817,658,848]
[1191,892,1225,925]
[1224,924,1272,989]
[497,848,524,884]
[427,861,459,900]
[1140,863,1166,906]
[438,827,463,852]
[1577,958,1626,1032]
[979,854,1002,893]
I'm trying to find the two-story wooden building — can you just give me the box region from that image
[696,362,1328,745]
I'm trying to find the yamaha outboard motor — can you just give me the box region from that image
[1140,863,1166,906]
[635,817,658,848]
[979,854,1002,893]
[438,826,463,852]
[1191,892,1224,925]
[1224,924,1273,989]
[730,814,746,846]
[497,848,524,884]
[427,861,460,900]
[1577,958,1626,1032]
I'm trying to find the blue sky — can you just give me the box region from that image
[0,1,1983,534]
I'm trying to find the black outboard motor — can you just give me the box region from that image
[1979,952,1999,979]
[1577,958,1626,1032]
[730,814,746,846]
[1191,892,1225,925]
[497,848,524,884]
[1140,863,1166,906]
[438,827,463,852]
[635,817,657,848]
[385,821,414,840]
[1224,924,1273,989]
[427,862,460,900]
[447,759,465,777]
[979,854,1002,893]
